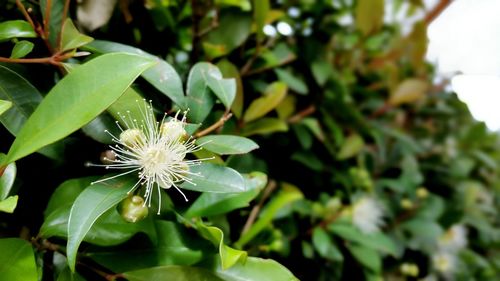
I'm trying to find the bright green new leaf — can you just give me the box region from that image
[241,118,288,136]
[196,222,247,269]
[197,135,259,155]
[123,266,223,281]
[0,238,38,281]
[355,0,384,36]
[337,133,365,160]
[0,100,11,116]
[60,19,94,51]
[0,20,36,41]
[213,256,299,281]
[0,154,16,200]
[389,78,429,106]
[0,195,18,213]
[85,40,185,107]
[243,82,287,122]
[236,182,303,248]
[5,53,155,163]
[10,40,34,59]
[180,163,246,193]
[66,176,137,271]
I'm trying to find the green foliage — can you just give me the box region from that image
[0,1,498,280]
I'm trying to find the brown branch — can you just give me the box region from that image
[15,0,35,28]
[288,105,316,124]
[194,112,233,138]
[196,9,219,37]
[0,166,5,177]
[241,180,277,234]
[424,0,453,24]
[240,37,276,76]
[369,102,392,119]
[242,54,296,77]
[43,0,52,39]
[0,51,73,66]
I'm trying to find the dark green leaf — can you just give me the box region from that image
[180,163,246,193]
[0,20,36,41]
[0,238,38,281]
[44,177,97,218]
[347,244,381,273]
[312,228,343,261]
[274,69,308,95]
[197,135,259,155]
[204,11,252,58]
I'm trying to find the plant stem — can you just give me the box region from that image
[241,180,277,235]
[194,112,233,138]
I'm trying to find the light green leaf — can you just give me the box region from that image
[0,195,18,213]
[185,172,267,217]
[254,0,270,42]
[389,78,429,106]
[5,53,155,163]
[337,133,365,160]
[217,59,244,118]
[180,163,246,193]
[197,135,259,155]
[213,256,299,281]
[85,40,185,107]
[206,73,237,109]
[66,176,137,271]
[0,20,36,41]
[274,69,308,95]
[0,100,11,116]
[10,40,34,59]
[347,244,381,273]
[243,82,287,122]
[0,65,43,136]
[355,0,384,36]
[241,118,288,137]
[196,222,247,269]
[236,182,303,248]
[0,238,38,281]
[312,228,343,261]
[60,19,93,51]
[0,154,16,200]
[107,88,148,127]
[123,266,222,281]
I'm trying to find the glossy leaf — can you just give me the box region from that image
[389,79,429,106]
[235,182,303,248]
[243,82,287,122]
[10,40,34,59]
[66,176,137,271]
[0,100,11,116]
[197,135,259,155]
[107,88,149,127]
[217,59,244,118]
[0,154,16,200]
[180,163,246,193]
[355,0,384,36]
[185,172,267,217]
[123,266,222,281]
[213,256,299,281]
[241,118,288,137]
[0,238,38,281]
[0,195,18,213]
[85,40,185,107]
[44,177,97,218]
[204,11,252,58]
[0,20,36,41]
[0,65,43,136]
[60,19,93,51]
[337,133,365,160]
[5,53,155,163]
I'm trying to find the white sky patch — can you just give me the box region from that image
[426,0,500,130]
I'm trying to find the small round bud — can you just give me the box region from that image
[400,198,414,210]
[160,120,188,142]
[119,129,145,148]
[311,202,325,217]
[416,187,429,199]
[400,263,419,277]
[119,195,149,223]
[100,150,116,164]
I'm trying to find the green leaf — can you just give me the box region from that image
[274,69,308,95]
[389,79,429,106]
[204,11,252,58]
[206,72,237,110]
[235,182,303,248]
[0,154,16,200]
[123,266,223,281]
[312,228,343,261]
[5,53,155,163]
[243,82,287,122]
[60,19,93,51]
[185,172,267,217]
[197,135,259,155]
[355,0,384,36]
[107,88,149,127]
[217,59,244,118]
[85,40,185,107]
[56,267,86,281]
[337,133,365,160]
[0,238,38,281]
[44,177,97,218]
[0,20,36,41]
[82,113,121,144]
[66,176,137,271]
[10,40,34,59]
[0,195,18,213]
[347,244,381,273]
[196,222,247,270]
[212,256,299,281]
[241,118,288,136]
[311,60,334,86]
[0,100,11,116]
[0,65,43,135]
[180,163,246,193]
[253,0,270,42]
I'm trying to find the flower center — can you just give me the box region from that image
[140,145,175,176]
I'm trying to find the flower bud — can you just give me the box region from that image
[119,195,149,223]
[400,198,414,210]
[119,129,145,148]
[160,120,188,142]
[100,150,116,164]
[416,187,429,199]
[400,263,419,277]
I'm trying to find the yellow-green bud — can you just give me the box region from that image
[400,198,414,210]
[119,129,145,147]
[160,120,188,142]
[400,263,419,277]
[119,195,149,223]
[416,187,429,199]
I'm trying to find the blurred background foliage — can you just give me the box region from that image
[0,0,499,280]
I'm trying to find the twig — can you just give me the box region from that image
[240,37,275,76]
[43,0,52,39]
[194,112,233,138]
[15,0,35,28]
[0,51,72,66]
[241,180,277,234]
[369,102,391,119]
[196,9,219,37]
[425,0,453,24]
[0,166,5,177]
[242,54,296,77]
[288,105,316,124]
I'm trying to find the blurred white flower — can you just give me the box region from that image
[438,224,468,253]
[351,197,385,234]
[432,251,457,276]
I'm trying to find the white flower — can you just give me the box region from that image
[438,224,468,253]
[351,197,385,234]
[90,101,205,214]
[432,251,457,276]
